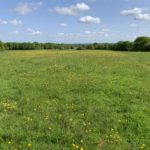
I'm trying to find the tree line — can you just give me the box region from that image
[0,36,150,51]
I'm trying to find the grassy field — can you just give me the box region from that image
[0,50,150,150]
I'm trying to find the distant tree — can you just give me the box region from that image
[77,45,84,50]
[0,41,4,50]
[85,44,94,50]
[143,42,150,51]
[1,36,150,51]
[115,41,133,51]
[133,36,150,51]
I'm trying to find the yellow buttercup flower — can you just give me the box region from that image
[27,143,32,147]
[8,141,11,144]
[75,145,79,148]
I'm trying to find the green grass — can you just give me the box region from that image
[0,50,150,150]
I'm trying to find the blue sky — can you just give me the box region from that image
[0,0,150,43]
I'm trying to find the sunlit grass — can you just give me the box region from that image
[0,50,149,150]
[7,50,125,58]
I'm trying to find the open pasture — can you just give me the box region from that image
[0,50,150,150]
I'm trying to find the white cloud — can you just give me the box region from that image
[54,29,111,42]
[27,28,42,36]
[51,28,112,43]
[60,23,68,27]
[79,16,101,24]
[130,23,138,27]
[9,20,22,26]
[101,28,110,32]
[10,30,19,35]
[84,30,91,34]
[121,8,150,21]
[98,28,111,37]
[0,19,23,26]
[55,3,90,16]
[135,13,150,21]
[14,1,42,15]
[121,8,143,16]
[0,20,8,24]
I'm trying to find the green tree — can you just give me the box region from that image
[144,42,150,51]
[0,41,4,50]
[115,41,133,51]
[133,36,150,51]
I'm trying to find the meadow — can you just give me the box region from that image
[0,50,150,150]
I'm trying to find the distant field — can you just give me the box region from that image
[0,50,150,150]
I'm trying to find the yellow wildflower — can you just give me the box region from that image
[80,140,83,143]
[75,145,79,149]
[27,143,32,147]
